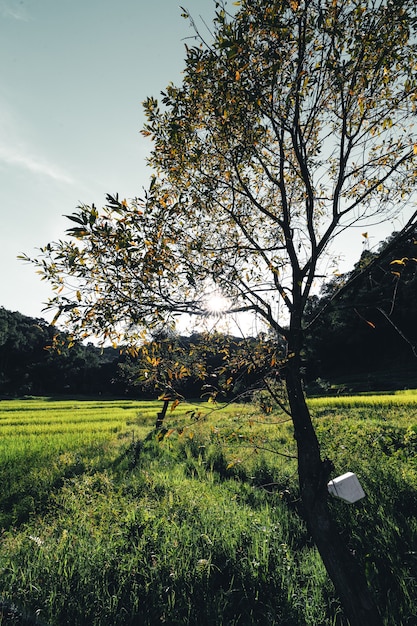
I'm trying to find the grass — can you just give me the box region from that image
[0,396,416,625]
[308,389,417,409]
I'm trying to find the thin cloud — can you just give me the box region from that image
[0,99,74,184]
[0,0,30,21]
[0,146,74,184]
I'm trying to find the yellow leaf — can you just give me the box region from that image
[235,70,240,81]
[414,144,417,155]
[51,310,62,327]
[170,399,180,412]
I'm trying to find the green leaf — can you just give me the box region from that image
[65,213,86,226]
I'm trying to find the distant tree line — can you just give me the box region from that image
[2,233,417,398]
[0,308,120,397]
[304,232,417,391]
[0,308,264,398]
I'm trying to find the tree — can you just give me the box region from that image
[24,0,417,623]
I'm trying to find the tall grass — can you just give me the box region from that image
[0,396,416,625]
[0,399,155,530]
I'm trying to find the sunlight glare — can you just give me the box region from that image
[205,293,230,314]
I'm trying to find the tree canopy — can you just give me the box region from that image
[24,0,417,346]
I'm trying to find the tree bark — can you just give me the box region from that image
[155,398,170,429]
[285,348,383,626]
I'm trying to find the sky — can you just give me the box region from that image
[0,0,216,321]
[0,0,412,325]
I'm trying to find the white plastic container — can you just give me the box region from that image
[327,472,365,503]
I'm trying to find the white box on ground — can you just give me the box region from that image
[327,472,365,503]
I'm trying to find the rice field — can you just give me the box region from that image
[0,397,200,450]
[0,394,416,625]
[308,388,417,409]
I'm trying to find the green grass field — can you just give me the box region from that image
[0,395,416,625]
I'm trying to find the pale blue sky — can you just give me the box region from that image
[0,0,407,322]
[0,0,215,319]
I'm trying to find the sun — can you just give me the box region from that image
[205,293,230,314]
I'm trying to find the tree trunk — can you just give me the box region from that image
[155,398,170,429]
[285,350,382,626]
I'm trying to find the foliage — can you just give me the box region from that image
[0,307,287,401]
[5,221,417,400]
[304,230,417,386]
[0,307,120,397]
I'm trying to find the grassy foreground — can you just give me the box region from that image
[0,395,416,625]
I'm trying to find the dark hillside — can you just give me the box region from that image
[304,232,417,391]
[0,308,119,397]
